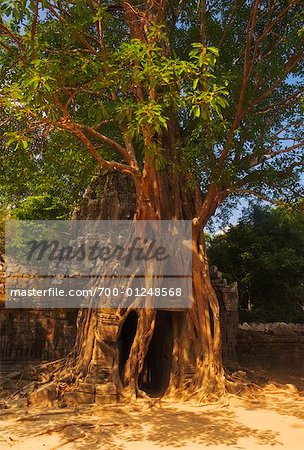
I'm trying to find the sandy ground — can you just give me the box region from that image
[0,384,304,450]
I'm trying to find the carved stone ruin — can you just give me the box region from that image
[0,171,239,404]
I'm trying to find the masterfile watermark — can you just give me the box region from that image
[6,220,192,277]
[26,237,170,266]
[6,278,192,308]
[5,220,193,308]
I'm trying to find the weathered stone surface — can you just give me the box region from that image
[211,265,239,365]
[237,323,304,370]
[0,308,77,362]
[95,394,118,405]
[64,391,95,406]
[239,322,304,335]
[95,382,117,395]
[77,383,96,394]
[27,382,57,407]
[72,171,136,221]
[95,382,118,405]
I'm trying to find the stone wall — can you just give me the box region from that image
[72,170,136,220]
[237,323,304,371]
[0,171,239,367]
[210,266,239,366]
[0,171,136,364]
[1,251,76,363]
[0,309,77,362]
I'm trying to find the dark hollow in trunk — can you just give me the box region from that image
[138,311,173,397]
[118,310,138,383]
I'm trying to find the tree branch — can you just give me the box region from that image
[0,24,24,51]
[218,0,243,48]
[122,1,145,39]
[197,184,228,227]
[31,0,39,41]
[218,1,302,167]
[239,139,304,170]
[243,51,303,116]
[76,123,138,169]
[59,121,137,175]
[45,1,98,55]
[264,141,304,160]
[255,0,297,47]
[235,189,290,207]
[258,89,303,115]
[218,0,261,165]
[200,0,206,45]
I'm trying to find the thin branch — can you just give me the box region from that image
[243,51,303,116]
[122,1,145,39]
[93,119,113,130]
[258,89,303,115]
[240,140,304,170]
[120,124,138,168]
[235,189,290,207]
[255,0,297,46]
[76,123,137,167]
[234,161,303,189]
[197,183,227,226]
[0,24,24,51]
[246,0,297,79]
[51,93,69,118]
[222,52,302,167]
[0,41,14,54]
[97,18,103,49]
[264,141,304,160]
[59,121,137,175]
[200,0,206,45]
[218,0,243,48]
[45,1,98,55]
[146,0,167,25]
[219,1,302,167]
[31,0,39,41]
[269,120,303,139]
[77,34,98,55]
[157,0,167,24]
[237,0,260,111]
[218,0,261,165]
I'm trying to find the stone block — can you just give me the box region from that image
[27,382,57,407]
[95,382,118,405]
[64,391,95,406]
[77,382,95,394]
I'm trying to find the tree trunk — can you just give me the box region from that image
[53,163,225,401]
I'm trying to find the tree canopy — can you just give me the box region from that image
[0,0,303,222]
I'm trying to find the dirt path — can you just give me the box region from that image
[0,388,303,450]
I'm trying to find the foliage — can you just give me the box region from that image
[0,1,303,220]
[209,205,304,323]
[11,194,69,219]
[0,108,97,217]
[0,205,10,255]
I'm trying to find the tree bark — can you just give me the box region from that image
[52,162,225,401]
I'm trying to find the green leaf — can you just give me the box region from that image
[208,47,219,56]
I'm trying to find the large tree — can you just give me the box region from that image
[0,0,303,399]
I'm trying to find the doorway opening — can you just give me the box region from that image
[118,311,138,381]
[139,311,173,397]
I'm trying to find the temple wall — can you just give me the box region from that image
[237,323,304,371]
[0,171,239,368]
